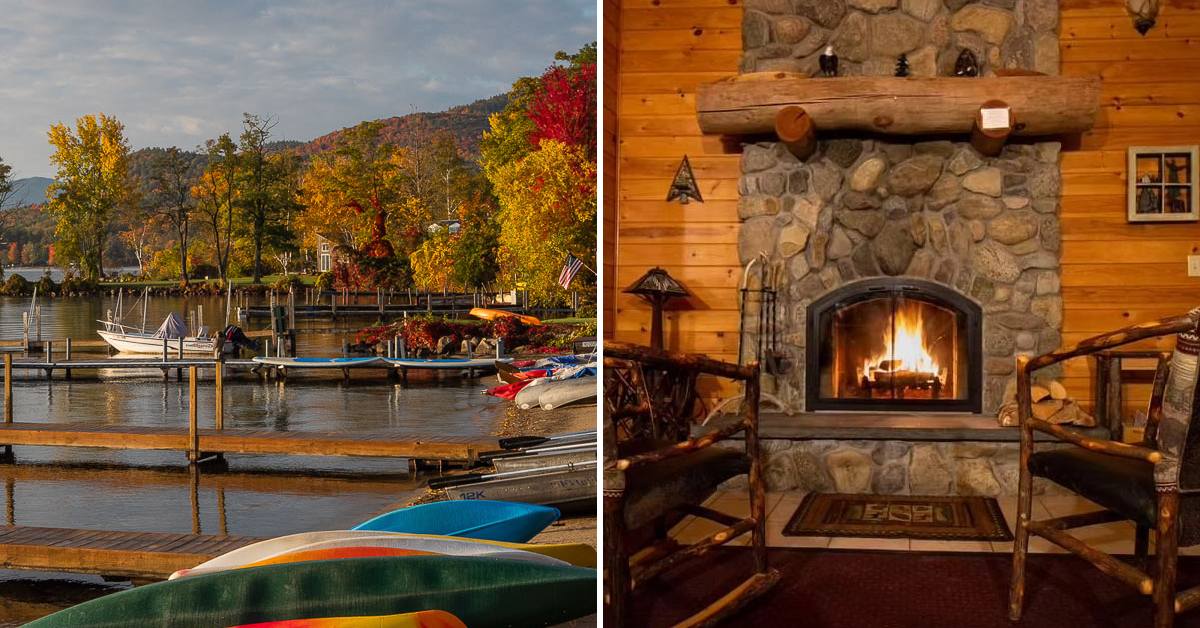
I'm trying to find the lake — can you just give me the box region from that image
[0,292,588,625]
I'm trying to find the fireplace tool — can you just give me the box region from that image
[702,253,790,424]
[739,253,791,376]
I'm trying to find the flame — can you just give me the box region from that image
[862,304,941,382]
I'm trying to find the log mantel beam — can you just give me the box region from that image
[696,73,1101,138]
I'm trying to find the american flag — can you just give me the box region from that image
[557,253,584,289]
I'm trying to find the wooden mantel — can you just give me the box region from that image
[695,72,1101,138]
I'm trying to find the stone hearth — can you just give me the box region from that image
[737,0,1065,417]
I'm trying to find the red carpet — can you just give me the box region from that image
[629,548,1200,627]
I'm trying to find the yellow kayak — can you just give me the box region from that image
[231,610,466,628]
[469,308,541,326]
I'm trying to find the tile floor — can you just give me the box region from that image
[669,490,1200,556]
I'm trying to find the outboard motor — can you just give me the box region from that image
[221,325,259,354]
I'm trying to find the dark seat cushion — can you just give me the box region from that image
[619,438,749,530]
[1028,447,1156,527]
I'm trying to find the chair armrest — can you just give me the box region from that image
[1029,418,1163,464]
[613,417,750,471]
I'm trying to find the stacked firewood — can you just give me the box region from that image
[996,379,1096,428]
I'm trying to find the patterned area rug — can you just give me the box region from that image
[783,493,1013,541]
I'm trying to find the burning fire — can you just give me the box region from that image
[859,305,946,386]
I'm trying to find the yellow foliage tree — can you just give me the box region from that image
[491,140,596,304]
[46,113,135,280]
[409,228,457,292]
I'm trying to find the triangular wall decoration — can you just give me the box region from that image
[666,155,703,204]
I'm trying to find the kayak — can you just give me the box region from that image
[252,357,384,368]
[29,556,596,628]
[514,376,597,410]
[468,308,541,326]
[383,357,511,370]
[351,500,559,543]
[539,377,597,410]
[491,449,596,473]
[244,546,435,568]
[234,610,465,628]
[171,530,594,579]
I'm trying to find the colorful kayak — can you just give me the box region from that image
[234,610,466,628]
[29,556,596,628]
[171,530,594,579]
[351,500,560,543]
[468,308,541,326]
[253,357,384,368]
[244,546,435,568]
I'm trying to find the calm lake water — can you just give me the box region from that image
[0,292,568,625]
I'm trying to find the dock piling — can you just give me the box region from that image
[214,360,224,431]
[64,339,72,380]
[187,366,198,463]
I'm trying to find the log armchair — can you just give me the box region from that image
[603,341,779,627]
[1009,308,1200,628]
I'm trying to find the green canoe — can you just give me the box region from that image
[26,556,596,628]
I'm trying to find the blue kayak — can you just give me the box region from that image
[352,500,560,543]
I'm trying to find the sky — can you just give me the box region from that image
[0,0,596,178]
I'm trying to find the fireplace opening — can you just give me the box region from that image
[806,279,982,413]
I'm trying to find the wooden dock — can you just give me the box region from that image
[0,525,262,579]
[0,422,487,464]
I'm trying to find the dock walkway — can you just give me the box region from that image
[0,422,486,463]
[0,525,262,579]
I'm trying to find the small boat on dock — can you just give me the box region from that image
[351,500,559,543]
[97,313,216,355]
[433,461,597,511]
[32,556,596,628]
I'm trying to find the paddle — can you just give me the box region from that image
[497,430,595,450]
[480,442,595,462]
[428,461,597,489]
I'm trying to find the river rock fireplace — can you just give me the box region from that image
[806,278,982,412]
[729,0,1071,417]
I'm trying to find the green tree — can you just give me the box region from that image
[238,112,287,283]
[263,152,303,275]
[192,133,240,282]
[143,147,199,284]
[451,192,501,290]
[46,113,135,280]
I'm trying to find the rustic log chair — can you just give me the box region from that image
[1009,308,1200,628]
[603,341,780,627]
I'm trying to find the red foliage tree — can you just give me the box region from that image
[527,63,596,158]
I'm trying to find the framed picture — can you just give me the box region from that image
[1127,146,1199,222]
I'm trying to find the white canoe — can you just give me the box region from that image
[170,531,569,579]
[97,330,215,355]
[252,356,384,368]
[384,357,512,370]
[539,377,597,410]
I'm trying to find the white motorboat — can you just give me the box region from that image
[97,313,216,355]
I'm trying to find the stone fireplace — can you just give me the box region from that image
[806,277,983,412]
[736,0,1065,418]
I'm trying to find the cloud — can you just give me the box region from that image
[0,0,595,177]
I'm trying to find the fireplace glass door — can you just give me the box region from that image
[806,280,981,412]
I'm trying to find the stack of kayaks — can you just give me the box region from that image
[427,431,597,512]
[31,500,595,627]
[486,353,596,411]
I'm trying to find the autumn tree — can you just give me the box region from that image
[299,121,401,249]
[192,133,240,282]
[238,113,291,283]
[410,228,456,292]
[46,113,136,280]
[143,147,200,283]
[492,140,596,303]
[0,156,14,216]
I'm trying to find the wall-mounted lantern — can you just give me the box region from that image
[666,156,702,204]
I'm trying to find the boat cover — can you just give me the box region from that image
[153,312,189,339]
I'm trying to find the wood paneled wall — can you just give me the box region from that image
[606,0,1200,410]
[1059,0,1200,409]
[604,0,621,338]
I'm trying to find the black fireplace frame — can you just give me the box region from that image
[805,278,983,413]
